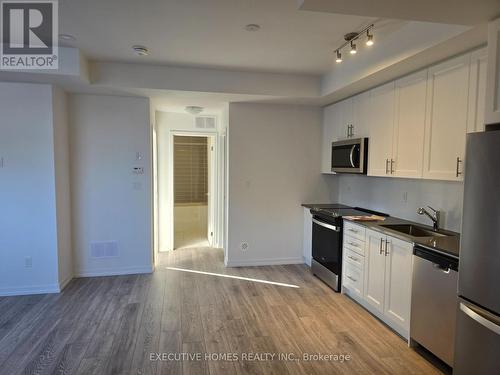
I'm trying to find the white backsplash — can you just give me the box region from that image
[329,175,464,232]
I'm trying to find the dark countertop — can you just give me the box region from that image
[343,215,460,259]
[301,203,351,209]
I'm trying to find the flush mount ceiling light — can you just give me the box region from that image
[244,24,261,32]
[333,24,374,64]
[185,106,204,115]
[59,33,76,41]
[132,45,149,56]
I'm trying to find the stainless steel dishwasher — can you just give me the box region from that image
[410,245,459,367]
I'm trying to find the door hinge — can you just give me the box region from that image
[210,232,213,236]
[211,146,214,151]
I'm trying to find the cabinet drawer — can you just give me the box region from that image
[343,235,365,256]
[343,262,363,296]
[344,248,364,269]
[344,222,366,242]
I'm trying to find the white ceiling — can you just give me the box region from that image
[59,0,374,75]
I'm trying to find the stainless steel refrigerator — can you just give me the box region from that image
[454,128,500,374]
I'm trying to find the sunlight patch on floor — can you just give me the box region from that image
[165,266,300,288]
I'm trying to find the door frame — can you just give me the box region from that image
[166,130,219,250]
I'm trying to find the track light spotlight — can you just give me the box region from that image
[335,50,342,63]
[366,30,374,46]
[350,41,357,54]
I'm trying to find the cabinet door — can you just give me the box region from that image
[364,229,386,313]
[303,208,312,266]
[352,91,370,137]
[383,236,413,332]
[367,82,395,177]
[392,70,427,178]
[423,54,470,181]
[467,48,488,133]
[485,18,500,125]
[335,98,353,140]
[321,104,337,173]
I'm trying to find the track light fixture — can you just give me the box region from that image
[335,50,342,63]
[366,30,374,46]
[333,24,374,64]
[350,41,357,54]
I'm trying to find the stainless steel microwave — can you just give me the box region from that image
[331,138,368,174]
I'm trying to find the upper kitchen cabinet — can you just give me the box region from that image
[467,48,488,133]
[367,82,396,177]
[352,91,370,138]
[423,54,470,181]
[485,18,500,125]
[391,70,427,178]
[335,98,354,140]
[321,104,337,174]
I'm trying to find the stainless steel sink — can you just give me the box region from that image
[380,224,449,238]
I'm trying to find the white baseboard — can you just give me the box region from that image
[303,256,312,267]
[74,265,153,278]
[0,283,61,297]
[225,257,304,267]
[58,275,73,291]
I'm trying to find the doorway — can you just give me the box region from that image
[172,135,210,249]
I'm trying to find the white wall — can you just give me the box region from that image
[69,94,152,276]
[52,86,73,287]
[226,103,333,266]
[0,82,60,295]
[334,175,464,232]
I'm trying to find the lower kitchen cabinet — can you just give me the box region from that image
[303,207,312,266]
[343,226,413,340]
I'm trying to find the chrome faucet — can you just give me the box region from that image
[417,206,440,231]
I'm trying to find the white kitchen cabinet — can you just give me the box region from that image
[357,228,413,338]
[364,229,387,313]
[367,82,396,177]
[335,98,354,140]
[352,91,370,138]
[392,70,427,178]
[468,47,488,133]
[303,207,312,266]
[423,54,470,181]
[321,105,337,173]
[383,236,413,333]
[485,18,500,125]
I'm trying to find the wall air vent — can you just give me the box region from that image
[90,241,119,258]
[195,116,216,129]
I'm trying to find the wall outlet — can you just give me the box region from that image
[24,256,32,268]
[240,242,249,251]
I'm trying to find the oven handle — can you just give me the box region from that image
[312,218,340,232]
[349,145,356,168]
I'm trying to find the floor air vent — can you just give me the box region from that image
[90,241,119,258]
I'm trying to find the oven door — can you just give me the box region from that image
[331,138,367,174]
[311,216,342,276]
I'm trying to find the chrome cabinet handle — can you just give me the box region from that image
[456,157,462,177]
[347,255,359,262]
[348,228,359,233]
[390,159,395,174]
[384,239,390,256]
[346,275,357,282]
[379,238,384,254]
[349,241,359,248]
[385,159,389,174]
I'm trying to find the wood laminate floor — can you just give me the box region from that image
[0,247,441,375]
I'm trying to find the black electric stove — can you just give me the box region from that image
[310,205,388,291]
